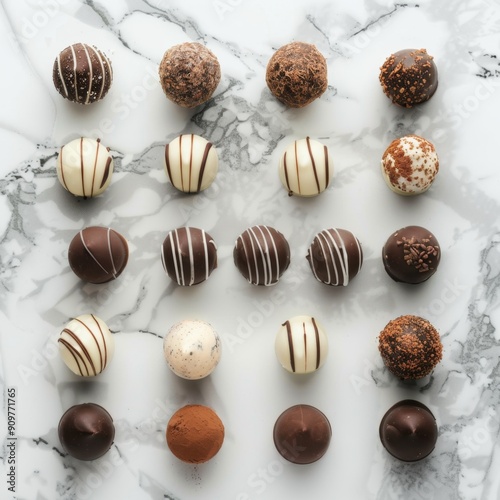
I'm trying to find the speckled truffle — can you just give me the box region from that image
[266,42,327,108]
[159,42,221,108]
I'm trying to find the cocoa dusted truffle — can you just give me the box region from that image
[266,42,327,108]
[379,48,438,107]
[382,225,440,284]
[379,400,438,462]
[378,315,443,380]
[159,42,221,108]
[53,43,113,104]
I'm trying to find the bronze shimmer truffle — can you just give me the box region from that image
[378,315,443,380]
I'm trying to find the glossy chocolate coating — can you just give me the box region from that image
[273,404,331,464]
[379,400,438,462]
[68,227,129,284]
[58,403,115,461]
[382,225,440,284]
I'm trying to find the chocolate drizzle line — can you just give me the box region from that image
[284,320,296,373]
[306,137,320,193]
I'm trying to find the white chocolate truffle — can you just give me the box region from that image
[381,135,439,195]
[58,314,114,376]
[163,320,221,379]
[279,137,332,197]
[275,315,328,374]
[57,138,114,197]
[164,134,218,193]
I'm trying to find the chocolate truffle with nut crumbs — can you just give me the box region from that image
[159,42,221,108]
[266,42,327,108]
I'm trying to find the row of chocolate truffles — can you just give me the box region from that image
[55,133,439,199]
[67,224,440,287]
[53,42,437,109]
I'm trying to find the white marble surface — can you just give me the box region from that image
[1,0,500,499]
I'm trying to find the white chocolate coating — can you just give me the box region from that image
[278,137,332,197]
[164,134,218,193]
[58,314,114,377]
[381,135,439,196]
[163,320,221,379]
[275,315,328,374]
[57,138,114,197]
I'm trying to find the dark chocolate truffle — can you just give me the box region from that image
[379,400,438,462]
[159,42,221,108]
[161,227,217,286]
[379,49,438,107]
[378,315,443,380]
[306,228,363,286]
[68,227,129,284]
[266,42,327,108]
[53,43,113,104]
[273,404,331,464]
[58,403,115,461]
[166,405,224,464]
[233,225,290,286]
[382,225,440,284]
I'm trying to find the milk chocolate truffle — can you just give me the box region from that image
[164,320,221,379]
[57,138,114,198]
[382,226,440,284]
[275,316,328,374]
[307,228,363,286]
[378,315,443,380]
[165,134,218,193]
[379,400,438,462]
[159,42,221,108]
[53,43,112,104]
[381,135,439,195]
[161,227,217,286]
[58,403,115,461]
[279,137,332,196]
[266,42,327,108]
[273,404,331,464]
[166,405,224,463]
[58,314,114,377]
[233,225,290,286]
[379,49,438,107]
[68,226,128,284]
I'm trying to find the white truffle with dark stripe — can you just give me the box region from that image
[58,314,114,377]
[306,228,363,286]
[53,43,113,104]
[161,227,218,286]
[278,137,332,196]
[275,315,328,374]
[164,134,218,193]
[57,138,114,198]
[233,225,290,286]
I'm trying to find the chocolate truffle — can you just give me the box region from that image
[164,320,221,380]
[58,314,114,377]
[68,226,128,284]
[307,228,363,286]
[58,403,115,461]
[379,400,438,462]
[159,42,221,108]
[279,137,332,196]
[379,49,438,107]
[57,138,114,198]
[266,42,327,108]
[378,315,443,380]
[381,135,439,195]
[53,43,112,104]
[275,316,328,374]
[165,134,218,193]
[382,225,440,284]
[166,405,224,463]
[161,227,217,286]
[273,404,331,464]
[233,225,290,286]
